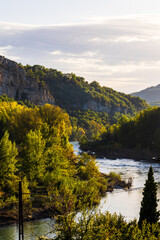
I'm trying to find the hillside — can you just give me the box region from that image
[0,56,148,139]
[23,64,148,139]
[132,84,160,106]
[23,64,148,114]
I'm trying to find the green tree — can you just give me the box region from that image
[0,131,18,195]
[138,166,159,227]
[153,128,160,152]
[22,130,46,183]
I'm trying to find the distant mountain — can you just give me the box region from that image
[132,84,160,106]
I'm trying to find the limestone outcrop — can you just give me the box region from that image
[0,56,55,105]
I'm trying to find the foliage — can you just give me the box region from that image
[23,64,148,140]
[39,209,160,240]
[0,101,108,214]
[21,130,46,182]
[70,110,108,140]
[138,166,159,227]
[0,131,18,196]
[80,107,160,157]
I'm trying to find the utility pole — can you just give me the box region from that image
[19,181,24,240]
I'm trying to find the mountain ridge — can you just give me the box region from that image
[23,64,148,114]
[132,84,160,106]
[0,55,149,139]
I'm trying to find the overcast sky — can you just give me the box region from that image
[1,0,160,93]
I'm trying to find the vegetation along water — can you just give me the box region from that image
[0,94,159,239]
[0,142,160,239]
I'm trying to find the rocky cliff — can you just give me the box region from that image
[0,56,55,105]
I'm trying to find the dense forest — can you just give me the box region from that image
[0,97,128,222]
[80,107,160,160]
[22,64,148,140]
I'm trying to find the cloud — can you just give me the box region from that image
[0,45,13,54]
[0,15,160,93]
[51,50,63,56]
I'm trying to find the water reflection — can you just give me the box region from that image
[0,218,55,240]
[0,224,18,240]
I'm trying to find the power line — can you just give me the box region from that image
[19,181,24,240]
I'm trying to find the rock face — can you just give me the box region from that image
[0,56,55,105]
[83,100,130,114]
[83,100,110,113]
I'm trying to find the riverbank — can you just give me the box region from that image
[0,205,59,226]
[0,173,131,226]
[80,143,155,161]
[97,149,158,161]
[1,156,160,239]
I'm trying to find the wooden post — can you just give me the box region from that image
[19,181,24,240]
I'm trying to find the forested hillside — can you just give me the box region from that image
[0,56,149,140]
[80,107,160,160]
[23,64,148,140]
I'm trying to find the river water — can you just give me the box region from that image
[0,141,160,239]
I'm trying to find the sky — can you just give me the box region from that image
[1,0,160,93]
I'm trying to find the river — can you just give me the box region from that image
[73,142,160,221]
[0,141,160,240]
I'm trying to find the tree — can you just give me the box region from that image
[22,130,46,182]
[138,166,159,227]
[0,131,18,195]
